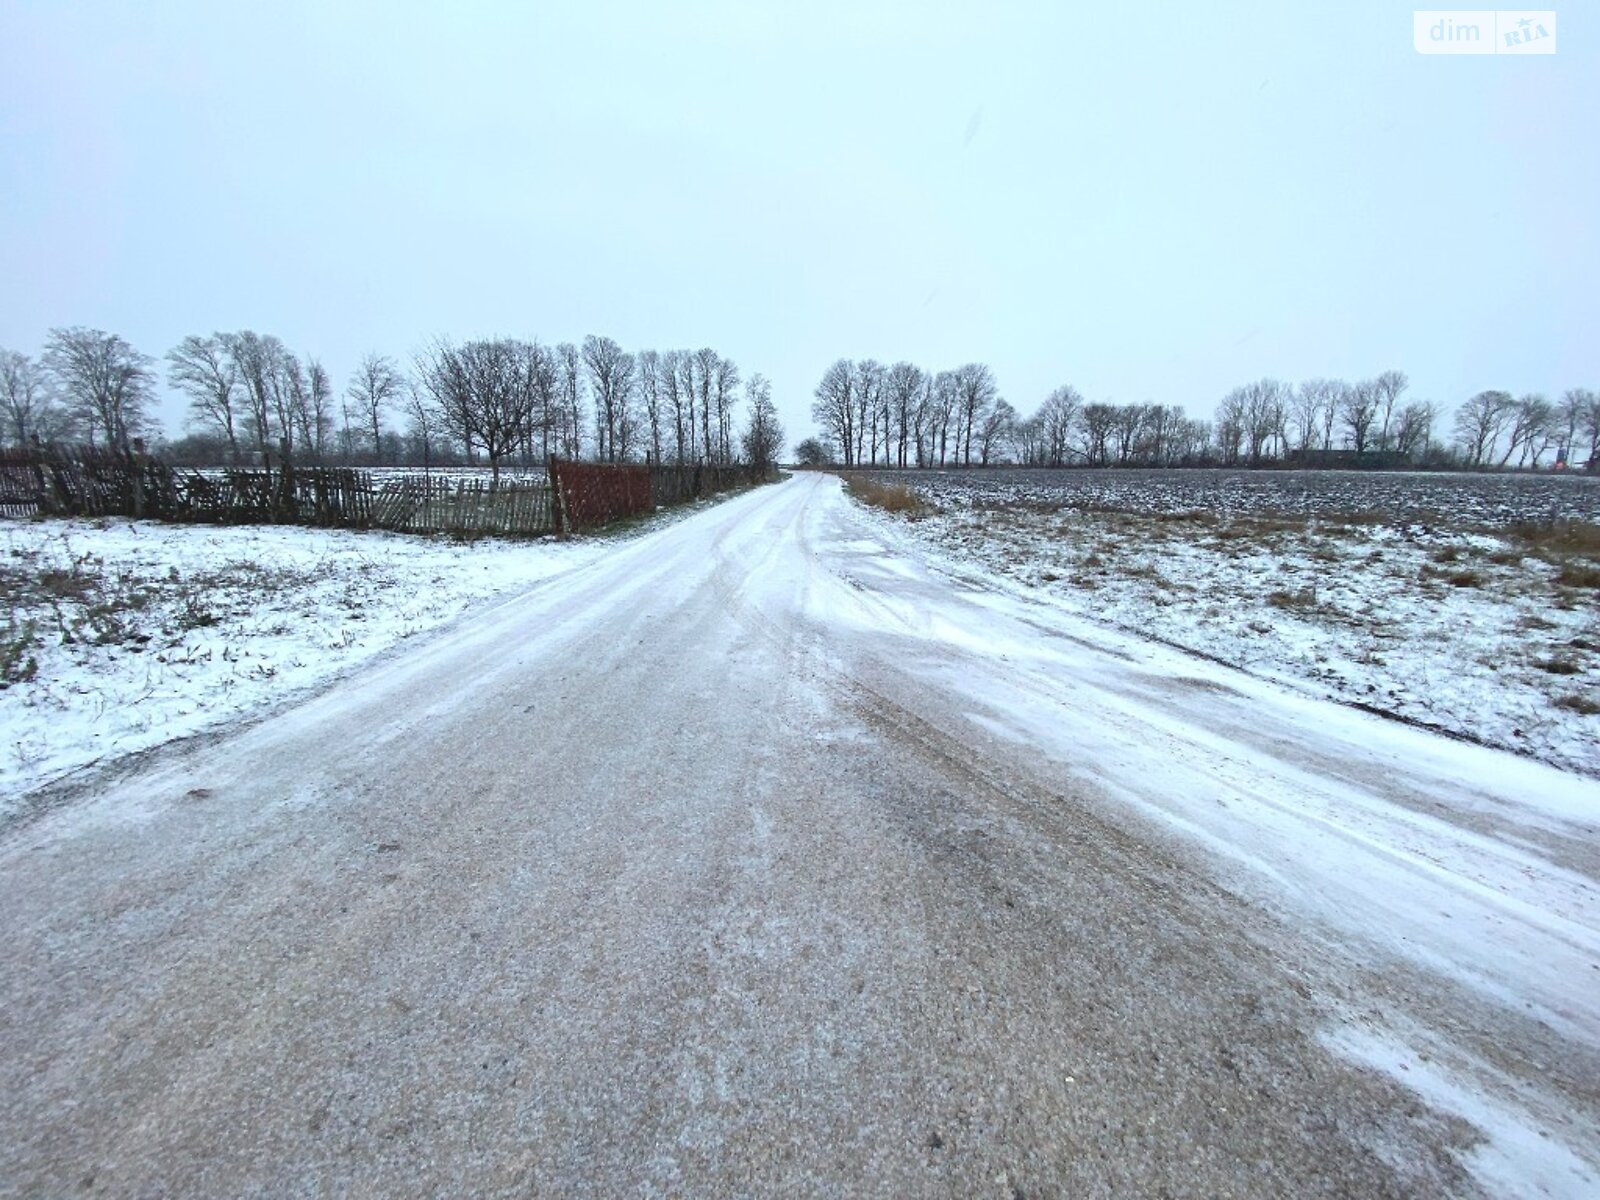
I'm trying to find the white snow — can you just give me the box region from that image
[0,518,604,811]
[866,473,1600,775]
[4,475,1598,1194]
[813,476,1600,1191]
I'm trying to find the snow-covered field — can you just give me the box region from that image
[856,469,1600,775]
[0,518,604,809]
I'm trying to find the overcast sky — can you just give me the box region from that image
[2,1,1594,447]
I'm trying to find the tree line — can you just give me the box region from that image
[0,328,784,479]
[804,359,1600,471]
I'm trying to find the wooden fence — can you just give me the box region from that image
[1,444,556,537]
[550,458,775,531]
[2,444,771,537]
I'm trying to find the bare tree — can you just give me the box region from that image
[794,437,832,467]
[165,335,240,461]
[1143,404,1184,466]
[853,359,884,465]
[581,335,635,462]
[713,355,741,467]
[399,378,442,475]
[1568,388,1600,469]
[950,363,997,465]
[1319,380,1348,451]
[554,342,584,459]
[660,350,689,466]
[42,327,154,451]
[637,349,665,463]
[1393,400,1437,458]
[219,331,294,458]
[1038,386,1082,467]
[811,359,856,466]
[1341,379,1380,453]
[1214,389,1246,465]
[1110,403,1146,465]
[305,359,335,460]
[416,338,538,481]
[1291,379,1336,457]
[977,398,1017,465]
[740,373,783,473]
[1453,390,1513,466]
[1080,402,1117,467]
[1239,378,1289,464]
[346,352,405,463]
[883,362,925,468]
[1372,369,1409,451]
[1,349,53,445]
[1555,389,1589,467]
[693,347,720,469]
[928,372,957,465]
[1501,394,1552,468]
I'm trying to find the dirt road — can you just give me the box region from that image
[2,473,1596,1196]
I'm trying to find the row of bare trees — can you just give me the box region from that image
[2,328,157,451]
[803,359,1598,470]
[1,329,783,477]
[810,359,1013,468]
[1453,389,1600,470]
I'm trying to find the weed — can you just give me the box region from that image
[1267,587,1317,611]
[1555,562,1600,589]
[1509,519,1600,560]
[1,615,39,687]
[1446,570,1483,588]
[1554,693,1600,716]
[844,475,928,517]
[1535,656,1583,676]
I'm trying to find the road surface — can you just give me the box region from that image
[2,473,1596,1197]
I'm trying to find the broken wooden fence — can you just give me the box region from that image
[3,445,769,537]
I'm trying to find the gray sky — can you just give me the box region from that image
[2,1,1594,447]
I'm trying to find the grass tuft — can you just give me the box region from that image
[1554,693,1600,715]
[843,475,929,517]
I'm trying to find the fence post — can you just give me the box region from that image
[277,437,294,523]
[548,455,570,539]
[130,437,147,519]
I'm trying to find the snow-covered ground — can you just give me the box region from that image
[2,474,1596,1194]
[856,472,1600,775]
[0,518,604,809]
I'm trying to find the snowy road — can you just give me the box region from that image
[2,473,1596,1196]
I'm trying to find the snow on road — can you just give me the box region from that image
[1,473,1596,1196]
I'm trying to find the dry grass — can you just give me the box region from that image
[1509,519,1600,560]
[843,474,929,517]
[1419,564,1484,588]
[1267,587,1317,611]
[1555,562,1600,589]
[1535,656,1584,676]
[1554,693,1600,716]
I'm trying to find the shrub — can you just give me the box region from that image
[1,616,39,687]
